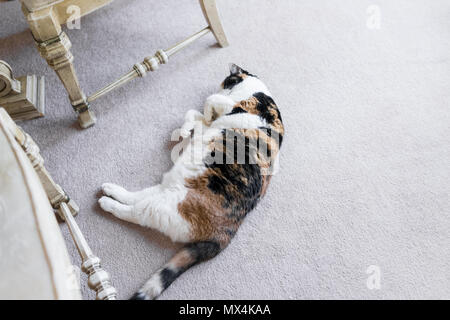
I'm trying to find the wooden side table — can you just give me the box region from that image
[13,0,229,128]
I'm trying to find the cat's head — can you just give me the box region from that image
[221,64,256,90]
[220,64,270,101]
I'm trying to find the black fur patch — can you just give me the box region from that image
[223,75,244,89]
[275,107,283,123]
[227,106,247,115]
[253,92,277,124]
[279,132,283,147]
[242,70,256,77]
[207,163,263,220]
[160,268,182,290]
[204,128,265,220]
[186,241,221,260]
[259,126,283,147]
[129,292,147,300]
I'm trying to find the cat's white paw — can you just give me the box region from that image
[98,196,116,213]
[205,93,233,106]
[180,127,192,138]
[184,109,204,122]
[99,196,136,223]
[140,275,164,299]
[204,94,235,123]
[102,183,139,205]
[102,183,122,197]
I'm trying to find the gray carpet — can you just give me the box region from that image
[1,0,449,299]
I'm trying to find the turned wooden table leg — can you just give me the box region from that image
[199,0,229,47]
[22,5,96,129]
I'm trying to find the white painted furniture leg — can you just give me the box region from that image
[0,60,45,121]
[87,27,213,103]
[86,1,229,105]
[0,107,81,300]
[59,202,118,300]
[0,108,117,300]
[11,0,229,124]
[22,4,96,129]
[199,0,229,47]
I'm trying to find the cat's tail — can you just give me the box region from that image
[130,241,221,300]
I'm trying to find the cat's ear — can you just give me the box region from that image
[229,63,244,75]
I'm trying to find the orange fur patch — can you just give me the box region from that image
[178,173,228,241]
[169,248,195,269]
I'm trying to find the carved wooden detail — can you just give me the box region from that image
[86,0,229,104]
[87,28,211,103]
[0,60,45,121]
[0,107,79,216]
[59,202,117,300]
[20,127,80,217]
[0,108,117,299]
[22,4,95,128]
[14,0,228,128]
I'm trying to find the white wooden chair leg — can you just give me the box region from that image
[0,108,117,300]
[59,202,117,300]
[199,0,229,47]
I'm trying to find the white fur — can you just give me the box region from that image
[140,272,164,299]
[211,113,267,130]
[180,109,204,138]
[222,76,271,102]
[204,94,235,123]
[98,74,270,243]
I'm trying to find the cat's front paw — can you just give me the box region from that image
[180,124,194,138]
[204,94,235,123]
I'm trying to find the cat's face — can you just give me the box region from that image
[220,64,270,102]
[221,64,256,90]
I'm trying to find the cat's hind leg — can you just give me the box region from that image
[100,184,192,242]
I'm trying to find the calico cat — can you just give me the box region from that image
[98,64,284,299]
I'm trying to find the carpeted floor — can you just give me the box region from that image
[1,0,449,299]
